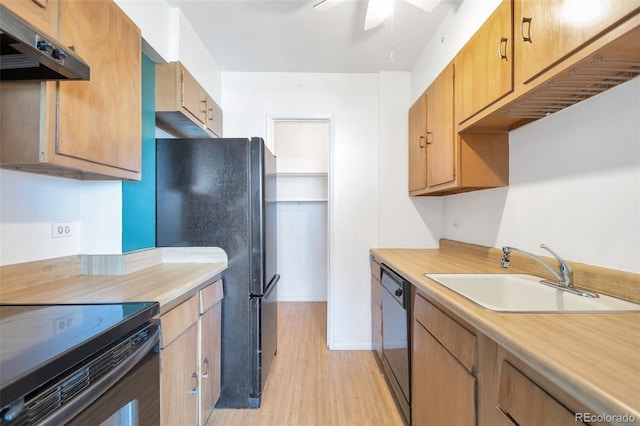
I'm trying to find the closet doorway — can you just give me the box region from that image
[272,119,330,303]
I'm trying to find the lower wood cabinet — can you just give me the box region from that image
[412,293,477,425]
[411,288,592,426]
[160,279,223,426]
[497,362,584,426]
[370,256,383,361]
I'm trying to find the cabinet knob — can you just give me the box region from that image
[188,372,198,394]
[521,17,533,43]
[202,358,210,379]
[498,37,508,60]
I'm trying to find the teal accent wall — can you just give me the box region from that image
[122,54,156,252]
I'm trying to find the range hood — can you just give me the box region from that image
[0,5,89,81]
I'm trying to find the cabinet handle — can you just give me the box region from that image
[200,100,207,113]
[202,358,210,379]
[188,373,198,395]
[498,37,508,60]
[419,135,426,148]
[521,17,532,43]
[426,132,434,145]
[208,108,214,121]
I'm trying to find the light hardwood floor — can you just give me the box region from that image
[209,302,405,426]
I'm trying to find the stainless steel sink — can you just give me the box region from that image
[424,273,640,312]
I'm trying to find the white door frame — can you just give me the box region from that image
[267,114,335,348]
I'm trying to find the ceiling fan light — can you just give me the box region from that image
[364,0,393,30]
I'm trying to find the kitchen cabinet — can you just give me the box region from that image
[160,295,200,426]
[0,0,59,37]
[370,256,383,361]
[198,280,224,425]
[408,92,427,192]
[456,0,513,124]
[408,63,509,196]
[458,1,639,132]
[412,293,477,425]
[160,279,224,426]
[0,0,142,180]
[156,61,223,138]
[515,0,639,84]
[497,361,584,426]
[425,63,455,189]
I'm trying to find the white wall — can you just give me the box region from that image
[443,78,640,273]
[222,72,379,349]
[378,71,443,248]
[0,170,121,265]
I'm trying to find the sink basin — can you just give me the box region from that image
[424,273,640,312]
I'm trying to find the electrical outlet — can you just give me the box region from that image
[52,222,73,238]
[453,219,462,231]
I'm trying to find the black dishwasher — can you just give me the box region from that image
[380,264,411,424]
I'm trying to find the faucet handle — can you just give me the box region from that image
[540,244,573,285]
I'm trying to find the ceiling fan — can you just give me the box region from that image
[313,0,441,30]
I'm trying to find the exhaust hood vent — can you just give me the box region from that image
[0,5,90,81]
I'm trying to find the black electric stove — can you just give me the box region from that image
[0,302,159,415]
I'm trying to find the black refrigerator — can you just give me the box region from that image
[156,137,279,408]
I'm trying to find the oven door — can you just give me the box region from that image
[67,344,159,426]
[37,322,160,426]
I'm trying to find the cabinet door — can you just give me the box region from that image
[205,95,223,137]
[413,319,476,425]
[456,0,513,123]
[408,93,428,192]
[57,0,141,173]
[499,362,583,426]
[515,0,639,83]
[162,325,199,426]
[199,304,221,425]
[0,0,59,37]
[182,68,207,126]
[426,64,455,188]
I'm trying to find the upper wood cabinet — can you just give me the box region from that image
[0,0,59,37]
[409,63,509,196]
[408,92,428,192]
[0,0,142,180]
[456,0,513,124]
[156,62,223,138]
[515,0,640,84]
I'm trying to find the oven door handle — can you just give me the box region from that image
[39,325,160,426]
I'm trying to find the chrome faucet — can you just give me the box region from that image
[500,244,597,297]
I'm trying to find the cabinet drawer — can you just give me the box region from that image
[161,295,199,348]
[200,279,223,314]
[414,294,476,372]
[498,361,582,426]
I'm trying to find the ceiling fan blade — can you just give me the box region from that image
[313,0,344,11]
[403,0,441,13]
[364,0,392,30]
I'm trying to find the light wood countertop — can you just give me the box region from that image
[371,242,640,422]
[0,248,228,314]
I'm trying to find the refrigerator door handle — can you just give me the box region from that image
[250,274,280,298]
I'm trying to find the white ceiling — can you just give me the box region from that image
[167,0,456,73]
